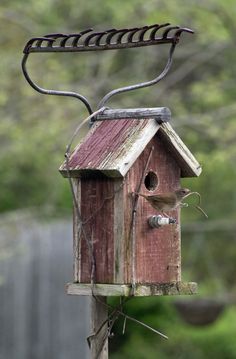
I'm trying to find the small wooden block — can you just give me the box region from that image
[66,282,198,297]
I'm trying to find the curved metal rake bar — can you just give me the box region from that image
[21,53,93,115]
[22,23,193,114]
[98,41,176,109]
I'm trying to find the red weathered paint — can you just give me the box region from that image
[123,135,181,283]
[79,177,115,283]
[67,119,149,170]
[68,108,187,288]
[74,132,182,285]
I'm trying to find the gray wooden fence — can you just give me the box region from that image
[0,212,90,359]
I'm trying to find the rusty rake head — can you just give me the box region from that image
[22,23,193,114]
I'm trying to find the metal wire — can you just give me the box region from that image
[21,53,93,114]
[97,42,177,109]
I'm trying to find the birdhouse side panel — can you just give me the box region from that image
[75,176,116,284]
[123,136,181,284]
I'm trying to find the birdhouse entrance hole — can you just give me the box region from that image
[144,171,158,191]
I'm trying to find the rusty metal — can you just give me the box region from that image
[22,23,193,114]
[23,23,193,53]
[21,53,93,114]
[97,41,175,109]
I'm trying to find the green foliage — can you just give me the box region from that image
[1,0,236,357]
[2,0,236,214]
[110,300,236,359]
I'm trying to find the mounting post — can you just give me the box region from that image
[90,296,108,359]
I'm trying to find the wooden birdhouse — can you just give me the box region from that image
[59,108,201,297]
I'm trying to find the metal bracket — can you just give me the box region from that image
[22,23,193,115]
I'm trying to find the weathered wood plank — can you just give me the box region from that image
[79,177,115,283]
[159,122,202,177]
[59,117,201,179]
[73,178,81,282]
[123,136,181,284]
[113,179,125,283]
[59,118,161,178]
[66,282,198,296]
[90,297,108,359]
[72,133,185,286]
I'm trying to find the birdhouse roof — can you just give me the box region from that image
[59,113,201,178]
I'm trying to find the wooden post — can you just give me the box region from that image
[90,296,108,359]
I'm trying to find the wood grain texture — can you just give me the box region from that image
[60,118,160,178]
[69,119,201,288]
[95,107,171,122]
[79,176,115,283]
[159,122,202,177]
[113,179,125,283]
[72,178,81,282]
[59,118,201,179]
[90,297,108,359]
[73,132,184,285]
[123,135,182,284]
[67,282,198,296]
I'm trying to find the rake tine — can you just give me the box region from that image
[95,31,109,46]
[137,25,149,41]
[72,29,93,47]
[60,35,74,47]
[174,27,195,38]
[23,37,54,53]
[60,33,90,47]
[44,33,66,38]
[95,29,117,45]
[105,28,122,44]
[95,33,106,46]
[149,23,170,40]
[42,34,69,47]
[62,32,95,47]
[44,34,69,47]
[119,27,144,43]
[34,38,51,48]
[115,29,129,44]
[127,28,140,42]
[115,27,141,44]
[149,24,161,40]
[138,24,164,42]
[84,31,107,47]
[162,26,180,39]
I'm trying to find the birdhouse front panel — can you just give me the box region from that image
[123,137,181,284]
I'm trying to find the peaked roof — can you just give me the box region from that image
[59,118,201,178]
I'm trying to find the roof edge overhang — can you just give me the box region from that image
[159,122,202,177]
[59,118,161,178]
[59,116,201,179]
